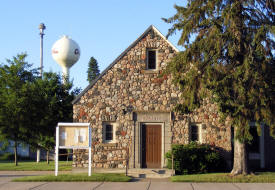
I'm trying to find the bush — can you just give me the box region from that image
[166,142,226,174]
[0,152,14,161]
[0,152,31,161]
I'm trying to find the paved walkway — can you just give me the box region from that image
[1,171,275,190]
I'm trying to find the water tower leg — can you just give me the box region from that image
[62,67,69,84]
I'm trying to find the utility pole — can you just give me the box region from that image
[39,23,46,77]
[37,23,46,163]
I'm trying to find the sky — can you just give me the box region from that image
[0,0,187,90]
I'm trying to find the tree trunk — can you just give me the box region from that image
[37,148,40,163]
[231,138,248,175]
[14,141,18,166]
[230,2,248,176]
[47,150,49,165]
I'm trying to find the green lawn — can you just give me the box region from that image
[12,173,131,182]
[0,161,72,171]
[171,172,275,183]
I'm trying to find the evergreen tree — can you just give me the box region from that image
[87,57,100,83]
[163,0,274,175]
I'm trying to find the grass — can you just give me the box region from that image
[171,172,275,183]
[0,160,72,171]
[12,173,131,182]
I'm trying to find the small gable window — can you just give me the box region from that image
[147,50,157,70]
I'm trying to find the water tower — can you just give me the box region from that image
[52,36,80,83]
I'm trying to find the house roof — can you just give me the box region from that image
[72,25,179,104]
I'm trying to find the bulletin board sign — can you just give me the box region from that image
[55,122,92,176]
[57,123,91,148]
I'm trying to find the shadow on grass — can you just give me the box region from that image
[12,173,132,182]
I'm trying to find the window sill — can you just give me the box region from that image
[189,140,202,144]
[142,70,159,74]
[101,142,117,146]
[249,153,260,160]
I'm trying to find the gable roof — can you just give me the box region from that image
[72,25,179,104]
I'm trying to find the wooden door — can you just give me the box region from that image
[142,124,162,168]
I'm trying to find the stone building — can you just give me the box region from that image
[72,25,275,170]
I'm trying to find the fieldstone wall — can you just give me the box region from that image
[73,28,232,168]
[72,146,128,168]
[72,149,88,167]
[172,99,232,164]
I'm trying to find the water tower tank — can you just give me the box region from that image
[52,35,80,81]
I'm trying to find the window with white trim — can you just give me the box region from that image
[246,123,265,168]
[103,122,116,143]
[190,124,202,143]
[247,126,260,153]
[147,49,157,70]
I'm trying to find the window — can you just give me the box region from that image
[247,126,260,153]
[246,123,265,168]
[190,124,202,143]
[103,122,116,143]
[147,50,157,70]
[191,124,199,142]
[105,124,113,141]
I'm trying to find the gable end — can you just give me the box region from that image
[72,25,179,104]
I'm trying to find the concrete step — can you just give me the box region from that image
[72,167,126,174]
[127,168,174,178]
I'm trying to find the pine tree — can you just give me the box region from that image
[87,57,100,83]
[164,0,274,175]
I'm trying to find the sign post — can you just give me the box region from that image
[55,126,59,176]
[55,122,91,176]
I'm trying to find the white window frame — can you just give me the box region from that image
[190,123,202,144]
[146,49,158,70]
[103,122,117,143]
[248,122,265,168]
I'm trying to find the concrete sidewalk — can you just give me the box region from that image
[1,181,275,190]
[1,171,275,190]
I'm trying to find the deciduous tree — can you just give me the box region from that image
[0,54,38,165]
[30,72,80,164]
[0,54,80,165]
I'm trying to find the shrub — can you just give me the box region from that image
[0,152,14,161]
[0,152,31,161]
[165,142,226,174]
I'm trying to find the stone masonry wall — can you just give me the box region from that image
[172,99,232,164]
[73,28,232,168]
